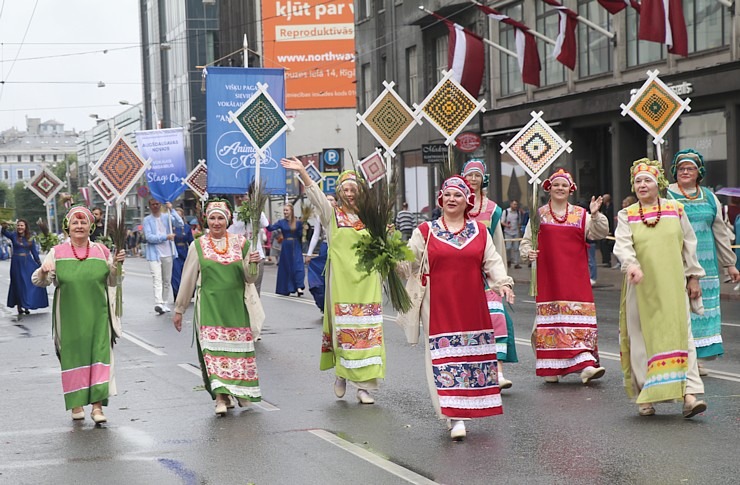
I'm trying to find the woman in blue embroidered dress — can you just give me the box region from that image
[407,176,514,440]
[2,219,48,317]
[267,203,305,297]
[171,207,194,300]
[667,150,739,374]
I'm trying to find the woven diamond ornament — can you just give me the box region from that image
[357,148,387,188]
[229,82,294,159]
[25,168,65,203]
[414,70,486,146]
[90,177,116,205]
[91,133,151,203]
[620,69,691,146]
[183,159,208,201]
[500,111,572,184]
[356,81,420,158]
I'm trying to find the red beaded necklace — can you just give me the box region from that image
[468,196,482,218]
[70,241,90,261]
[548,200,569,224]
[638,201,662,227]
[678,183,701,200]
[208,233,229,255]
[441,216,467,235]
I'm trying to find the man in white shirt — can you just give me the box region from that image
[229,193,269,295]
[143,199,183,314]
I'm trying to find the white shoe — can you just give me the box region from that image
[581,366,606,384]
[590,279,597,286]
[214,401,228,416]
[333,377,346,398]
[450,420,466,440]
[498,374,513,390]
[154,304,164,315]
[697,362,708,377]
[544,376,559,383]
[162,304,172,313]
[91,408,107,424]
[357,389,375,404]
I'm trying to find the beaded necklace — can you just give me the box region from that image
[468,196,482,218]
[678,183,701,200]
[638,201,662,227]
[70,241,90,261]
[441,216,466,235]
[548,200,569,224]
[208,233,229,255]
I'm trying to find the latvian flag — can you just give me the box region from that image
[597,0,641,14]
[638,0,688,56]
[476,4,541,87]
[541,0,578,70]
[430,12,485,97]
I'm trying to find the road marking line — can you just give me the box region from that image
[177,363,280,411]
[308,429,439,485]
[122,331,167,356]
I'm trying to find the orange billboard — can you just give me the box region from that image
[261,0,356,109]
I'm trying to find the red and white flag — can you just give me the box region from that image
[638,0,687,56]
[476,4,541,87]
[597,0,641,14]
[430,12,485,97]
[541,0,578,70]
[79,187,91,207]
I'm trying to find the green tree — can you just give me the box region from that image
[13,181,48,230]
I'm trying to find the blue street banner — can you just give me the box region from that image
[135,128,187,203]
[206,66,287,194]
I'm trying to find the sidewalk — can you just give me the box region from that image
[506,262,740,301]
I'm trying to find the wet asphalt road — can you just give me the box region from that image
[0,257,739,485]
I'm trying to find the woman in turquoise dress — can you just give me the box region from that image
[267,203,305,297]
[282,157,384,405]
[2,219,49,317]
[32,206,125,424]
[462,160,517,389]
[173,199,262,416]
[667,150,739,373]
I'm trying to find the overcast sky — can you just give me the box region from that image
[0,0,142,134]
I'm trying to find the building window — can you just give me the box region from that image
[434,34,448,82]
[362,63,372,111]
[577,0,611,77]
[30,155,34,162]
[686,0,731,53]
[536,1,565,86]
[2,170,8,181]
[53,154,58,162]
[678,110,727,189]
[499,3,525,95]
[357,0,371,20]
[29,169,36,178]
[17,155,21,162]
[626,8,664,66]
[17,170,23,180]
[406,46,418,104]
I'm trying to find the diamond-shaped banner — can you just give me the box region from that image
[357,149,387,188]
[182,159,208,201]
[357,81,420,158]
[91,133,151,203]
[500,111,572,184]
[25,168,65,203]
[620,69,691,145]
[414,70,486,146]
[90,177,116,205]
[229,82,294,159]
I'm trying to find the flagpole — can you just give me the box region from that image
[419,6,518,58]
[469,0,557,46]
[575,15,615,39]
[717,0,733,7]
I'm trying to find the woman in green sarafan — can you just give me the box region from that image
[173,199,263,416]
[32,206,126,425]
[282,157,385,405]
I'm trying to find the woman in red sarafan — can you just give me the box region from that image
[520,169,609,384]
[407,175,514,441]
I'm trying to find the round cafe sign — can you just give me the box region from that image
[455,132,481,153]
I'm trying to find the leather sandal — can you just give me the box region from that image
[71,407,85,420]
[91,408,107,424]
